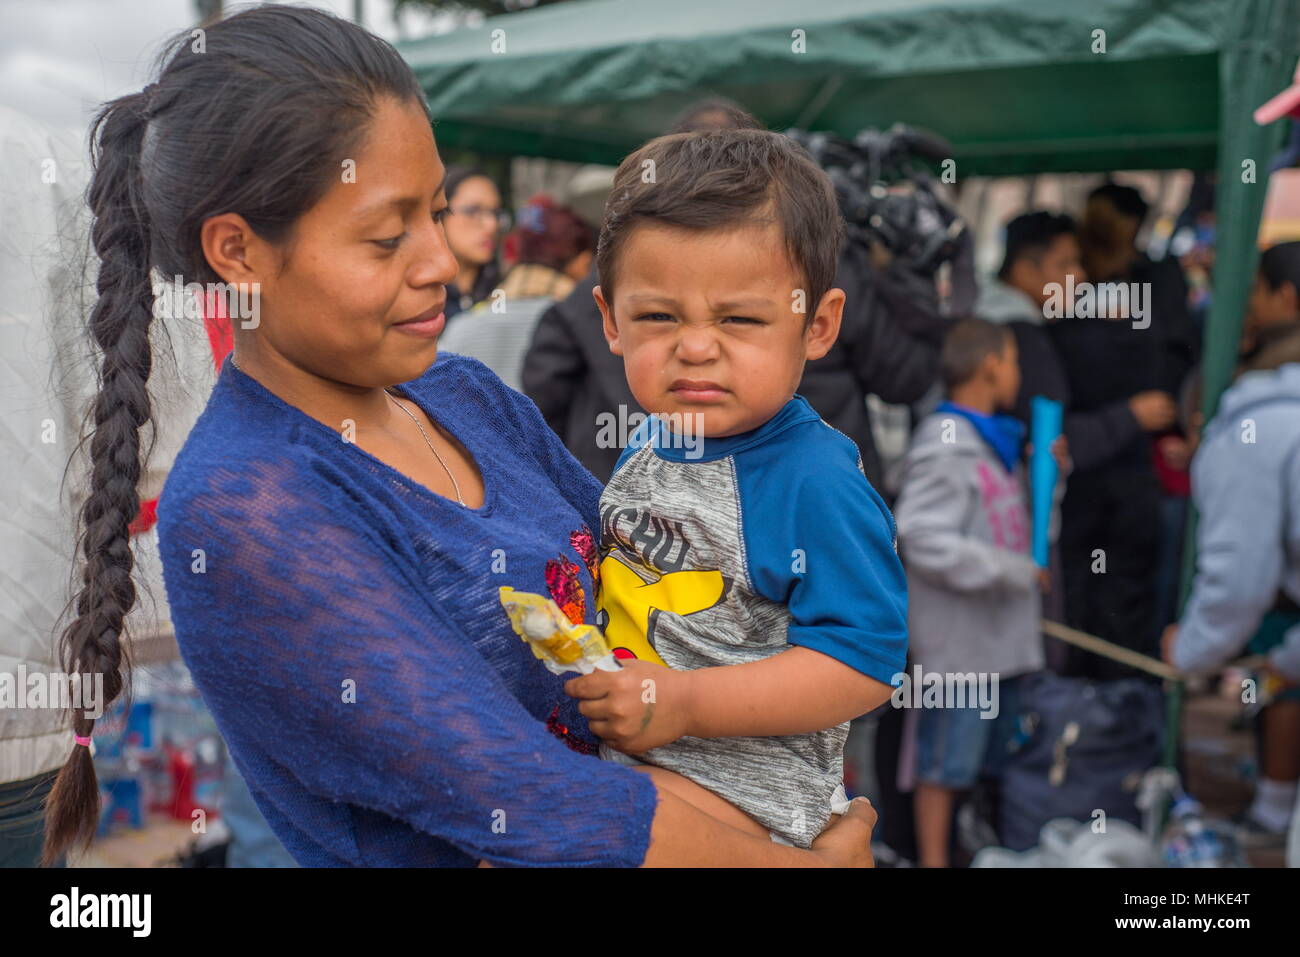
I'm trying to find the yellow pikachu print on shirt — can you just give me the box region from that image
[596,552,727,666]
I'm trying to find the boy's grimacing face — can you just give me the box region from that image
[593,221,844,438]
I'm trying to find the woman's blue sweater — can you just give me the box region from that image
[156,352,656,866]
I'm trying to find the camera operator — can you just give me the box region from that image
[522,102,958,487]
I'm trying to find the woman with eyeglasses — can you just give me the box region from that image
[442,166,506,320]
[438,194,595,393]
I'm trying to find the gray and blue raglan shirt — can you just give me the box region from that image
[595,396,908,846]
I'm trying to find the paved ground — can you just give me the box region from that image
[70,818,196,868]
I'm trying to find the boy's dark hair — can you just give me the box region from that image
[998,211,1077,280]
[1089,181,1150,225]
[45,4,424,867]
[1258,240,1300,293]
[597,128,845,321]
[941,317,1014,391]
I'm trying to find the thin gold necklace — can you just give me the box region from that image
[230,354,466,507]
[383,389,466,507]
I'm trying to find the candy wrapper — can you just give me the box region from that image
[499,587,621,676]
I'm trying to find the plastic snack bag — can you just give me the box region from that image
[498,587,620,676]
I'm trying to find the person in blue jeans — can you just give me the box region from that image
[891,319,1066,867]
[0,773,63,868]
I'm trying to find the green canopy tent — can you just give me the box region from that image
[399,0,1299,423]
[399,0,1300,766]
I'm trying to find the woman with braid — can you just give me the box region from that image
[44,4,875,867]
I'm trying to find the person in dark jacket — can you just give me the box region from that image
[977,211,1178,646]
[1080,182,1199,392]
[978,211,1178,471]
[1042,183,1191,680]
[522,105,946,485]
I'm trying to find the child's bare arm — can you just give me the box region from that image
[680,646,893,738]
[566,649,892,753]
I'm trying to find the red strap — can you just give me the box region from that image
[129,289,232,536]
[128,497,158,535]
[202,288,234,371]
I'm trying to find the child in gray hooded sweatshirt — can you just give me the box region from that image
[890,318,1065,868]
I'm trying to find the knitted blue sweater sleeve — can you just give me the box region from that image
[157,451,656,867]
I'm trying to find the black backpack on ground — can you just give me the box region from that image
[997,670,1165,851]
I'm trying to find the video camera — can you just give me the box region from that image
[786,124,966,275]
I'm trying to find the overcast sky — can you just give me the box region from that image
[0,0,460,141]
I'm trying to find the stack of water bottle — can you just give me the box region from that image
[94,661,226,836]
[1161,792,1247,867]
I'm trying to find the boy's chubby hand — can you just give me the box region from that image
[564,660,693,754]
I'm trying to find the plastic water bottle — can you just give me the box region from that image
[1162,795,1245,867]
